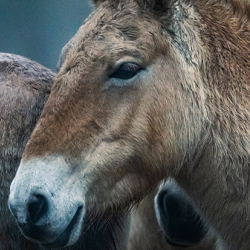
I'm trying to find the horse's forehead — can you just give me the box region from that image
[82,5,142,40]
[59,2,165,73]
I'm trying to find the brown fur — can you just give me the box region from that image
[9,0,250,248]
[0,53,54,249]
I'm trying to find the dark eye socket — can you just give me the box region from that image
[109,62,142,80]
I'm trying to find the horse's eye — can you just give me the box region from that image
[109,62,142,80]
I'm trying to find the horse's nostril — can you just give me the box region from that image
[27,194,48,224]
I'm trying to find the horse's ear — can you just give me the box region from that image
[92,0,106,7]
[137,0,172,14]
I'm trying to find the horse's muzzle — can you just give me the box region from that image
[8,156,85,247]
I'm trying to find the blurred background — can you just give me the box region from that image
[0,0,92,71]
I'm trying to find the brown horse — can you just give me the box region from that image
[0,53,219,250]
[0,53,54,249]
[8,0,250,248]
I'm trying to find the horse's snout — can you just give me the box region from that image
[9,184,84,246]
[8,189,55,243]
[8,157,86,247]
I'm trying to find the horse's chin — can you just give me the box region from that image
[41,206,84,248]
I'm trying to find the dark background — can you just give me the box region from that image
[0,0,92,71]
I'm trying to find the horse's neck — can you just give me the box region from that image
[176,148,250,249]
[196,0,250,88]
[176,0,250,211]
